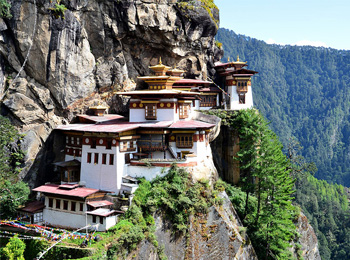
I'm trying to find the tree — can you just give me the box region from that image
[1,235,26,260]
[0,116,29,219]
[207,109,297,259]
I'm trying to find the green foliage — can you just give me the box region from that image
[0,180,30,219]
[177,0,218,28]
[216,28,350,187]
[49,0,67,19]
[0,116,28,219]
[208,109,297,259]
[0,116,24,181]
[295,172,350,259]
[215,40,223,49]
[0,0,11,19]
[1,235,26,260]
[106,165,223,258]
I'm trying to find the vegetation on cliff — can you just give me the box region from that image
[106,165,224,259]
[0,0,11,18]
[289,142,350,259]
[0,116,29,219]
[216,28,350,187]
[206,109,298,259]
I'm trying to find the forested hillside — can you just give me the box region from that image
[216,28,350,186]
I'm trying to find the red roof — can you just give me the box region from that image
[57,122,140,133]
[57,120,174,133]
[169,120,215,129]
[33,184,101,198]
[87,200,113,208]
[18,201,45,213]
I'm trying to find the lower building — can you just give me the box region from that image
[33,183,120,231]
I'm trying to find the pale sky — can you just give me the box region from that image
[216,0,350,50]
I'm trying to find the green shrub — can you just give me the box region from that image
[0,0,12,19]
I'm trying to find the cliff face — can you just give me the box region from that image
[0,0,221,186]
[127,192,258,260]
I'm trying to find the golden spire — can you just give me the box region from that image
[237,55,240,62]
[227,57,230,62]
[159,57,162,65]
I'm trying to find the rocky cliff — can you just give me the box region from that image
[127,192,258,260]
[0,0,221,186]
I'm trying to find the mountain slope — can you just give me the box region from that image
[216,28,350,186]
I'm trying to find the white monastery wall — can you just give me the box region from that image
[228,85,254,110]
[80,145,119,193]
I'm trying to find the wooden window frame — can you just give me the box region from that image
[48,198,53,208]
[80,203,84,211]
[99,216,104,224]
[71,201,76,212]
[92,215,97,223]
[94,153,99,164]
[239,94,246,104]
[176,134,193,148]
[120,141,128,152]
[179,104,190,119]
[145,104,157,120]
[87,153,92,163]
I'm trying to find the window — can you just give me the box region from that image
[99,216,104,224]
[66,136,68,144]
[94,153,99,164]
[34,212,43,223]
[145,104,157,120]
[106,139,112,149]
[77,138,80,145]
[120,142,128,152]
[176,135,193,148]
[80,203,84,211]
[56,199,61,209]
[87,153,92,163]
[127,141,136,151]
[200,95,216,107]
[63,200,68,210]
[71,202,76,211]
[91,139,96,149]
[239,94,246,104]
[48,198,53,208]
[237,81,248,93]
[179,104,190,119]
[102,153,107,164]
[109,154,114,165]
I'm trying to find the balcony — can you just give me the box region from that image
[137,140,167,151]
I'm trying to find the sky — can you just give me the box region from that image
[216,0,350,50]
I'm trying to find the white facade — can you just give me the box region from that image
[42,197,117,231]
[129,98,196,122]
[227,85,254,110]
[80,140,138,194]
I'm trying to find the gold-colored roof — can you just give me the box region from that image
[231,55,247,65]
[149,57,171,71]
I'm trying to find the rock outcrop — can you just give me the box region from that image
[128,192,258,260]
[292,213,321,260]
[0,0,221,186]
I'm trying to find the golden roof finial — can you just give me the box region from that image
[227,57,230,62]
[159,57,162,65]
[237,55,240,62]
